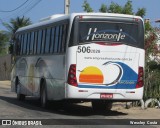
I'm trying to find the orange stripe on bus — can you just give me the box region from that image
[79,75,104,83]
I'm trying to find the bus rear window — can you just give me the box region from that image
[79,21,139,46]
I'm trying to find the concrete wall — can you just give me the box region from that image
[0,54,11,80]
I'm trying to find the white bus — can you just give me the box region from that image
[11,13,145,110]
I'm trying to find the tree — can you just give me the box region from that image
[82,0,93,13]
[99,4,107,13]
[108,2,123,13]
[122,0,133,15]
[3,16,31,36]
[83,0,146,18]
[143,21,160,100]
[3,16,31,54]
[145,21,152,32]
[136,8,146,18]
[0,31,9,55]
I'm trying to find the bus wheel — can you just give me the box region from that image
[40,82,48,108]
[16,83,25,101]
[92,100,112,111]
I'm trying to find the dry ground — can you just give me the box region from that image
[0,80,159,119]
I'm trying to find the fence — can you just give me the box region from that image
[0,54,11,80]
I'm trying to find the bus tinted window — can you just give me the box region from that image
[27,33,31,55]
[20,34,24,55]
[37,30,42,54]
[79,21,139,46]
[30,32,34,54]
[23,34,28,54]
[54,26,60,53]
[45,28,51,54]
[34,31,38,54]
[61,24,68,52]
[50,27,55,53]
[16,35,21,55]
[58,26,63,52]
[41,29,46,54]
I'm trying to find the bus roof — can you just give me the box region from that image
[16,13,143,33]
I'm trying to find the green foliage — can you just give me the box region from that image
[82,0,93,12]
[0,31,9,55]
[99,4,107,13]
[3,16,31,54]
[145,31,158,60]
[136,8,146,18]
[83,0,146,18]
[144,61,160,99]
[144,25,160,100]
[3,16,31,36]
[108,2,123,13]
[145,22,152,32]
[122,0,133,14]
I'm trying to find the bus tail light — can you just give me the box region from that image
[136,67,144,88]
[67,64,78,86]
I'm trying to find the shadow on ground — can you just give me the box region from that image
[0,95,127,117]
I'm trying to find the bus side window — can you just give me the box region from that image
[30,31,35,55]
[50,27,55,53]
[58,25,63,53]
[54,26,60,53]
[18,35,22,55]
[20,34,24,55]
[16,35,21,55]
[37,30,42,54]
[41,29,46,54]
[45,28,51,54]
[27,33,31,55]
[61,24,68,52]
[34,31,38,54]
[23,33,28,55]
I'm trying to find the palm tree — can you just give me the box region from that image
[3,16,31,36]
[3,16,31,54]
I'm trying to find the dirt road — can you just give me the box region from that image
[0,81,159,127]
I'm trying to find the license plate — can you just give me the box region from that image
[100,93,113,99]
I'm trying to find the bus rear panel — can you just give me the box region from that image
[66,14,144,101]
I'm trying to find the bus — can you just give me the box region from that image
[11,13,145,110]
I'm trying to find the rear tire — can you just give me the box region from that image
[16,83,25,101]
[40,82,48,108]
[92,100,112,111]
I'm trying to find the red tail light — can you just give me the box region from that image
[136,67,144,88]
[67,64,77,86]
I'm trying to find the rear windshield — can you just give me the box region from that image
[79,21,138,45]
[69,17,144,48]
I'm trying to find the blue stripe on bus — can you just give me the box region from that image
[78,84,136,89]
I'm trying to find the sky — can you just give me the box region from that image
[0,0,160,31]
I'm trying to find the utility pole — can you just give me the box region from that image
[64,0,70,14]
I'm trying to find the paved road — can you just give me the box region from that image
[0,82,159,128]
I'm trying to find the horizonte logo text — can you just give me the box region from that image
[86,28,126,41]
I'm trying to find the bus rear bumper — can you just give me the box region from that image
[66,85,144,101]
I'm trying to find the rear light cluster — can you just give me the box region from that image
[67,64,78,86]
[136,67,144,88]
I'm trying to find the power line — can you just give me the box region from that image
[0,0,29,12]
[0,0,42,21]
[22,0,42,15]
